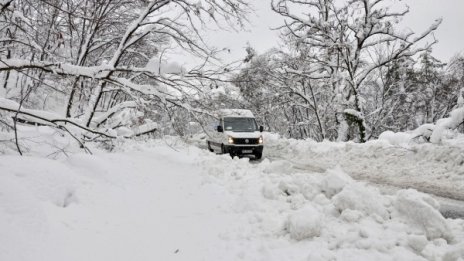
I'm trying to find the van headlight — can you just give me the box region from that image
[258,136,263,144]
[228,136,234,144]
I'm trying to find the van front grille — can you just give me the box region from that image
[234,138,259,145]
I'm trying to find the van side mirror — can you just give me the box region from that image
[217,125,223,132]
[259,126,264,132]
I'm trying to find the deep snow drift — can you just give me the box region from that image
[1,130,464,260]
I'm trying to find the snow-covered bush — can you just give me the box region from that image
[378,130,413,146]
[411,124,435,142]
[430,106,464,143]
[377,102,464,145]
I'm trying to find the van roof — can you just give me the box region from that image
[218,109,255,118]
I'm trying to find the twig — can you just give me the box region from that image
[13,86,33,156]
[0,118,14,130]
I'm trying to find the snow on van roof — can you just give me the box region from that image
[218,109,255,118]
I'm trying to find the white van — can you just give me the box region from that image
[206,109,264,159]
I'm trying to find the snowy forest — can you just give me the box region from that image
[0,0,463,151]
[0,0,251,151]
[1,0,464,260]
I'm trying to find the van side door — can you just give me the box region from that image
[209,118,224,152]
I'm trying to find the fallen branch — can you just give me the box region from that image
[131,126,157,137]
[0,104,117,139]
[1,100,157,141]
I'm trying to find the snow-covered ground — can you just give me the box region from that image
[262,133,464,202]
[1,127,464,261]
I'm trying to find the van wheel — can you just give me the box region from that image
[254,152,262,160]
[207,141,214,152]
[221,144,226,154]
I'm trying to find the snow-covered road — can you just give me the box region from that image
[262,134,464,200]
[256,133,464,218]
[193,132,464,219]
[2,137,464,260]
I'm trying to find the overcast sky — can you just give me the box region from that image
[199,0,464,65]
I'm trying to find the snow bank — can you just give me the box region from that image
[333,183,390,220]
[252,163,464,259]
[263,131,464,202]
[395,189,454,242]
[194,130,464,258]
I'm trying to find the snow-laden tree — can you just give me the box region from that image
[272,0,441,142]
[233,48,288,134]
[442,54,464,115]
[0,0,250,152]
[233,45,336,140]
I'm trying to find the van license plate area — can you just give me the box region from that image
[242,150,253,154]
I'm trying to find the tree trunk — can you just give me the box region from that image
[336,112,349,142]
[84,81,105,127]
[65,77,81,117]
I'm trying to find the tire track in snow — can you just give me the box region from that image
[350,170,464,202]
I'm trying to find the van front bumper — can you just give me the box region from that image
[224,145,263,155]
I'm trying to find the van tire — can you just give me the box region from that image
[221,144,225,154]
[207,141,214,152]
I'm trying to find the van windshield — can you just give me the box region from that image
[224,117,258,132]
